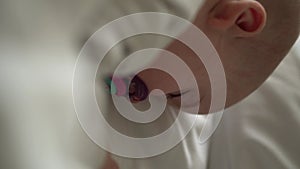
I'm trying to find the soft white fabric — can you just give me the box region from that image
[0,0,207,169]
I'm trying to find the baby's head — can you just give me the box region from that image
[135,0,299,113]
[194,0,300,111]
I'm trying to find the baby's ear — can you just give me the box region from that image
[208,0,266,37]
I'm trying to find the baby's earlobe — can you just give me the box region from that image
[208,0,266,37]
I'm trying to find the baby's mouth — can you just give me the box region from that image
[129,75,149,103]
[104,75,150,103]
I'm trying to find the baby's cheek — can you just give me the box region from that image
[169,90,201,114]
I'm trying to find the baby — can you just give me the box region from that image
[102,0,299,168]
[133,0,300,114]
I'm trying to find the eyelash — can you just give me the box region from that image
[166,92,182,99]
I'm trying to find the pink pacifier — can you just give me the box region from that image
[104,75,149,102]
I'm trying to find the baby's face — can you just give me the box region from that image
[137,0,299,114]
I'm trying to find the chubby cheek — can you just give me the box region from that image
[168,89,202,114]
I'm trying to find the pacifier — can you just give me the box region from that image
[104,75,149,102]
